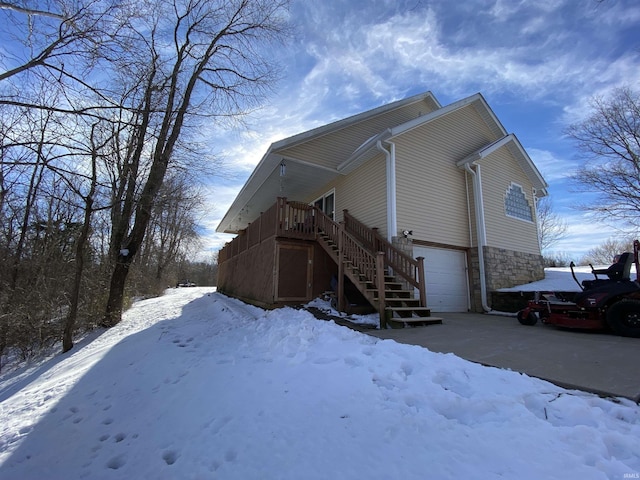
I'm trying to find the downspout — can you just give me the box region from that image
[377,140,397,242]
[463,163,492,313]
[532,187,542,251]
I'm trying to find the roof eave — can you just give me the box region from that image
[457,134,548,195]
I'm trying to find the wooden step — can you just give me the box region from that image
[366,289,414,298]
[385,298,421,306]
[388,316,443,327]
[386,306,432,317]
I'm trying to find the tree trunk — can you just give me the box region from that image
[62,193,95,352]
[101,256,133,327]
[62,226,86,352]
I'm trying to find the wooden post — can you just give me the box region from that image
[371,227,379,251]
[376,251,386,329]
[275,197,282,236]
[417,256,427,307]
[337,222,345,312]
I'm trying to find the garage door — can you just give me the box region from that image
[413,246,469,312]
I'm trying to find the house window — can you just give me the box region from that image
[314,191,335,219]
[504,184,533,222]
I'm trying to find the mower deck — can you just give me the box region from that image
[518,241,640,338]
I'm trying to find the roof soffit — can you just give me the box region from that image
[457,134,548,195]
[216,91,442,233]
[338,93,508,173]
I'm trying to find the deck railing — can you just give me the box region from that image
[343,210,427,306]
[218,198,315,263]
[218,198,426,309]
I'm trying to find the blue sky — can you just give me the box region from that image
[203,0,640,260]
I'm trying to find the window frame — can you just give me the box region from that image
[504,182,534,223]
[313,189,336,220]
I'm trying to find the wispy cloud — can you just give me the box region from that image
[204,0,639,257]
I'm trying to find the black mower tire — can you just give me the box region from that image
[606,299,640,338]
[517,310,538,326]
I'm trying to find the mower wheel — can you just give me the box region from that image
[606,299,640,338]
[517,310,538,326]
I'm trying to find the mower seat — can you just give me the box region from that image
[582,252,633,290]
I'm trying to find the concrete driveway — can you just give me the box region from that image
[368,312,640,401]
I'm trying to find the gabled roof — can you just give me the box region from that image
[217,91,441,233]
[270,91,442,152]
[216,91,545,234]
[337,93,506,174]
[457,134,548,196]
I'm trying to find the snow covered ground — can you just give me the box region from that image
[1,287,639,480]
[499,265,638,293]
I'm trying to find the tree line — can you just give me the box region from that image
[541,86,640,266]
[0,0,290,366]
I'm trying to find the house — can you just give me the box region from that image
[216,91,547,325]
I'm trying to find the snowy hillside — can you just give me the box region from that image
[1,288,639,479]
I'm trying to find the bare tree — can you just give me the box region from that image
[537,196,568,251]
[141,172,202,282]
[101,0,290,327]
[0,0,290,362]
[62,120,106,352]
[0,1,119,83]
[568,87,640,227]
[579,237,636,266]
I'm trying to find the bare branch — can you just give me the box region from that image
[0,1,65,20]
[568,87,640,227]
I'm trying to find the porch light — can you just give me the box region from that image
[280,160,286,177]
[402,229,413,238]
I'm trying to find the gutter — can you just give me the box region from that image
[376,140,397,242]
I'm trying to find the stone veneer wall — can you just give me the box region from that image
[391,240,543,312]
[468,246,544,312]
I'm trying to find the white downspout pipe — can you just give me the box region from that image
[463,163,492,313]
[377,140,397,242]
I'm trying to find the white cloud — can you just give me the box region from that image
[194,0,640,260]
[527,148,579,183]
[292,0,638,106]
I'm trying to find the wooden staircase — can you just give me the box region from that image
[316,214,443,329]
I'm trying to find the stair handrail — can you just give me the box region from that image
[314,208,387,325]
[343,210,426,307]
[314,209,378,283]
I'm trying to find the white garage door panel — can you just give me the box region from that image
[413,246,469,312]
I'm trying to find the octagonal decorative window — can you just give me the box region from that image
[505,184,533,221]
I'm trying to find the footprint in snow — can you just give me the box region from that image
[162,450,179,465]
[106,455,126,470]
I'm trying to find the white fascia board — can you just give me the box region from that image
[271,91,439,153]
[217,91,441,233]
[505,134,548,196]
[216,147,280,233]
[339,93,495,173]
[337,130,391,173]
[457,134,548,195]
[387,93,503,139]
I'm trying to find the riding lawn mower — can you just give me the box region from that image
[517,240,640,338]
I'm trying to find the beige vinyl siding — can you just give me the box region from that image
[277,101,437,170]
[303,154,388,236]
[394,105,497,248]
[479,146,541,255]
[464,171,478,247]
[336,155,387,233]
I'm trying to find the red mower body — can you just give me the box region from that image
[517,241,640,338]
